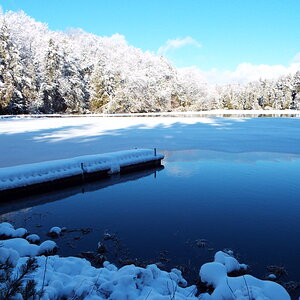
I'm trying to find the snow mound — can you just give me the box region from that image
[26,233,41,244]
[15,256,196,300]
[214,251,247,273]
[0,222,27,238]
[0,247,19,266]
[48,226,62,237]
[0,149,163,191]
[0,238,57,256]
[199,252,290,300]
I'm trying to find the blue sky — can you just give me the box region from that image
[1,0,300,77]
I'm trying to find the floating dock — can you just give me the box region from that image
[0,149,164,199]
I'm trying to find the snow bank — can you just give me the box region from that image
[0,247,19,266]
[0,149,163,191]
[16,256,196,300]
[0,223,291,300]
[199,252,290,300]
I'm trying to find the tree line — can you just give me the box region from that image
[0,10,300,115]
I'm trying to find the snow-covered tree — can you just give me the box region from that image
[0,9,300,115]
[0,21,27,113]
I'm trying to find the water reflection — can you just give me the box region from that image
[163,149,300,163]
[0,166,164,215]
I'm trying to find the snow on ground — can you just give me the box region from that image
[1,113,300,167]
[199,260,290,300]
[0,222,291,300]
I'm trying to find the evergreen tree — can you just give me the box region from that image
[40,38,66,113]
[0,21,27,114]
[89,61,115,112]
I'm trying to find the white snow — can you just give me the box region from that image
[19,256,196,300]
[26,233,41,243]
[1,115,300,169]
[214,251,247,273]
[0,247,19,266]
[199,252,290,300]
[48,226,62,236]
[0,222,27,238]
[0,238,57,256]
[0,149,163,191]
[0,222,291,300]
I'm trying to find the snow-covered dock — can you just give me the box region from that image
[0,149,163,198]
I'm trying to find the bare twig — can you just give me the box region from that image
[144,289,152,300]
[40,256,48,298]
[242,275,252,300]
[226,277,236,299]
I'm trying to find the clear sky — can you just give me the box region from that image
[1,0,300,81]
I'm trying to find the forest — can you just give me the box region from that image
[1,10,300,115]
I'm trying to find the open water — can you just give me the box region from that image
[1,150,299,296]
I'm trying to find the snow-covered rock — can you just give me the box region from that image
[267,274,277,280]
[0,222,27,238]
[0,238,57,256]
[48,226,62,238]
[26,233,41,244]
[199,252,291,300]
[214,251,247,273]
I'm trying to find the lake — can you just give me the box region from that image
[1,149,299,296]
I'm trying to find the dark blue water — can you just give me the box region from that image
[1,150,300,291]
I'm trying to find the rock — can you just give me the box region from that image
[155,262,165,269]
[48,226,62,238]
[94,254,106,266]
[81,228,92,234]
[80,251,96,260]
[195,239,208,248]
[103,232,113,240]
[26,234,41,244]
[97,242,107,254]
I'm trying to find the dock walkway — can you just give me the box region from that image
[0,149,163,198]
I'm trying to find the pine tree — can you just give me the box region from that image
[89,61,115,112]
[40,38,66,113]
[59,50,89,113]
[0,21,27,114]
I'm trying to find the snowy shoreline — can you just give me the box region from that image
[0,222,292,300]
[1,109,300,119]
